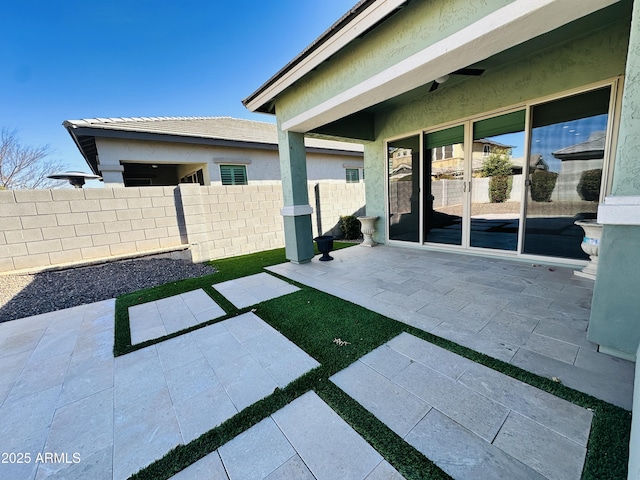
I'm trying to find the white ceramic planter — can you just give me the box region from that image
[574,219,603,280]
[357,216,378,247]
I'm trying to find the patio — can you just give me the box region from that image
[0,245,634,479]
[270,245,634,410]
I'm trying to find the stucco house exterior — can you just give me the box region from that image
[243,0,640,363]
[63,116,364,187]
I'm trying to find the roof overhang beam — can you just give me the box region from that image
[281,0,619,133]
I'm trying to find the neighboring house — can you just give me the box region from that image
[511,154,549,175]
[242,0,640,365]
[63,117,364,187]
[552,131,606,202]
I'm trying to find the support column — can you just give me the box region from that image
[97,156,125,187]
[277,122,314,264]
[588,0,640,359]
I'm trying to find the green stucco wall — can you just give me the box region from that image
[588,0,640,358]
[276,0,512,122]
[371,16,629,139]
[363,142,386,242]
[588,226,640,355]
[612,0,640,196]
[273,0,634,267]
[273,1,631,246]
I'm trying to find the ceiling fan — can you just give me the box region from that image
[429,68,485,92]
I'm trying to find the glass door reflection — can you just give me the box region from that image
[523,87,610,259]
[388,135,420,242]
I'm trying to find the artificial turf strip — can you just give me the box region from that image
[117,246,631,480]
[315,382,452,480]
[582,402,632,480]
[399,325,632,480]
[206,240,353,283]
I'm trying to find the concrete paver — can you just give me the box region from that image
[329,359,431,438]
[330,332,593,480]
[129,288,225,344]
[219,416,296,480]
[0,303,318,480]
[178,392,405,480]
[407,409,545,479]
[170,452,228,480]
[213,272,299,308]
[493,412,586,480]
[272,391,386,480]
[113,312,319,478]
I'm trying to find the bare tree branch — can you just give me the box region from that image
[0,128,69,189]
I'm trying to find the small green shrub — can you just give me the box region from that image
[340,215,361,240]
[489,176,513,203]
[530,170,558,202]
[577,168,602,201]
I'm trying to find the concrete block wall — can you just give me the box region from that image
[0,187,185,273]
[0,182,366,273]
[178,183,285,263]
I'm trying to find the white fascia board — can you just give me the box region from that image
[244,0,408,113]
[282,0,619,133]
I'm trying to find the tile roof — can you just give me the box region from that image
[63,116,363,152]
[552,131,605,160]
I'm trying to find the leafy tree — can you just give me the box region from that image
[481,147,513,203]
[0,129,68,189]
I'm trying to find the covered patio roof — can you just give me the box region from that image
[244,0,624,139]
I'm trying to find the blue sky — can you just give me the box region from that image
[0,0,357,174]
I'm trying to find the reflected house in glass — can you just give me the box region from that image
[243,0,640,360]
[553,130,606,202]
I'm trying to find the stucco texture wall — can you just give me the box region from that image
[588,0,640,359]
[95,137,362,186]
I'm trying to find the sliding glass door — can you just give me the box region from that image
[470,111,526,251]
[424,125,465,246]
[388,135,420,242]
[386,83,614,262]
[523,87,611,259]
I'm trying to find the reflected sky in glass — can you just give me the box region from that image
[531,114,608,172]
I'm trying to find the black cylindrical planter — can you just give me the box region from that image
[314,235,334,261]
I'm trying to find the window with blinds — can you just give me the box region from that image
[220,165,247,185]
[345,168,360,183]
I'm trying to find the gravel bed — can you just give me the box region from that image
[0,258,216,323]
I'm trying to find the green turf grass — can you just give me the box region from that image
[118,247,631,480]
